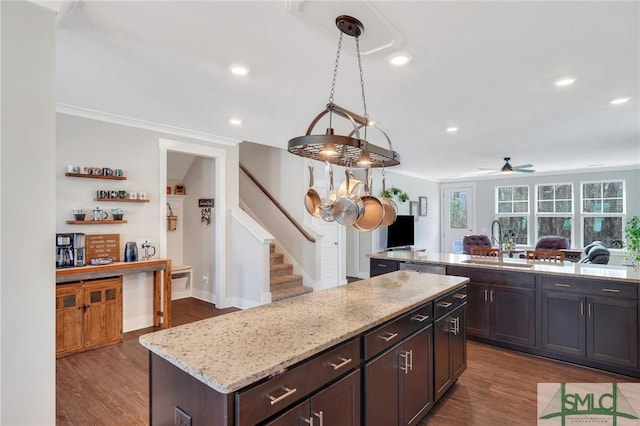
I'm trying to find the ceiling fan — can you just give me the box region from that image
[480,157,535,174]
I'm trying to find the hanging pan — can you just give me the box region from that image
[379,168,397,227]
[319,163,336,222]
[304,164,322,218]
[333,169,364,226]
[353,167,385,232]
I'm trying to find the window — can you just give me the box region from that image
[496,185,529,245]
[536,183,573,243]
[581,181,625,248]
[449,191,468,230]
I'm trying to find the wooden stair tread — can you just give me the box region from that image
[269,244,312,302]
[271,285,313,302]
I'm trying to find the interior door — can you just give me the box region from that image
[441,186,475,253]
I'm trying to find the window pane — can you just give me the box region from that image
[538,185,554,200]
[555,200,572,213]
[498,217,528,245]
[555,185,572,199]
[603,182,623,198]
[538,201,554,213]
[498,187,512,202]
[449,192,467,229]
[603,199,623,213]
[583,217,623,248]
[498,202,512,214]
[583,183,601,199]
[538,217,572,241]
[583,200,602,213]
[514,202,528,213]
[514,187,528,201]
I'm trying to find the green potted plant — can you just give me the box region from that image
[624,216,640,267]
[382,186,409,202]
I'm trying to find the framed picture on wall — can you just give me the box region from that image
[410,200,419,221]
[419,196,428,216]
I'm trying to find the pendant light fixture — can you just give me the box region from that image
[288,16,400,168]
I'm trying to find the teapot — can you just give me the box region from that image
[92,207,108,221]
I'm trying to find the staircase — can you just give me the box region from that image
[270,244,313,302]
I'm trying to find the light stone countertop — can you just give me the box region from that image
[370,252,640,283]
[139,270,468,394]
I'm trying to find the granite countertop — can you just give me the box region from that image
[139,270,468,394]
[370,251,640,283]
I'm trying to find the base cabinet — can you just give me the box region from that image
[265,369,361,426]
[541,291,638,368]
[364,326,433,426]
[55,277,123,358]
[434,304,466,401]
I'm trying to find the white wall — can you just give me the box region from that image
[182,156,215,301]
[1,2,56,423]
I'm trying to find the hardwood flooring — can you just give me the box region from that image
[57,298,634,425]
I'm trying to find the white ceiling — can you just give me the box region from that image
[54,1,639,181]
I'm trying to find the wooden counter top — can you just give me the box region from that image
[139,270,468,394]
[370,252,640,283]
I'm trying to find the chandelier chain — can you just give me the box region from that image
[355,36,368,120]
[328,32,344,104]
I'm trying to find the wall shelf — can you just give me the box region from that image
[65,173,126,181]
[95,198,149,203]
[66,220,128,225]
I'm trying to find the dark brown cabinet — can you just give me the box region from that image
[265,369,360,426]
[364,326,433,426]
[541,290,638,368]
[434,304,466,401]
[369,258,399,277]
[448,267,535,347]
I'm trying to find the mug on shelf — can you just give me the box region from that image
[96,190,108,199]
[138,192,147,200]
[129,191,138,200]
[80,166,90,174]
[108,190,118,199]
[67,165,80,173]
[102,168,114,176]
[114,169,124,177]
[118,190,128,199]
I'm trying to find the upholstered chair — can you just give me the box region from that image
[579,241,610,264]
[462,234,492,255]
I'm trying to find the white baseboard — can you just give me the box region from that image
[171,290,191,300]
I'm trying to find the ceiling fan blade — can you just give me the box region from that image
[513,164,533,169]
[515,168,535,173]
[478,167,499,171]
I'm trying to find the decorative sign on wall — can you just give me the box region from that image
[198,198,214,208]
[86,233,120,262]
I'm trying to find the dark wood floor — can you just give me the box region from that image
[57,298,633,425]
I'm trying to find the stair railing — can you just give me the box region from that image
[240,163,316,243]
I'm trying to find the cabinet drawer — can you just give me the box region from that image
[364,303,433,360]
[399,262,446,275]
[448,266,535,288]
[540,275,637,299]
[370,258,400,277]
[235,337,360,426]
[435,286,468,319]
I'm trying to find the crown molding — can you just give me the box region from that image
[56,103,240,147]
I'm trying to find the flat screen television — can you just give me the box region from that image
[385,215,415,249]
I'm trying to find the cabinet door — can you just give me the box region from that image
[451,306,467,381]
[402,326,433,426]
[365,344,401,426]
[84,278,123,350]
[465,282,489,337]
[263,400,310,426]
[541,291,585,357]
[434,314,452,402]
[587,296,638,368]
[310,369,361,426]
[490,284,535,346]
[56,284,84,357]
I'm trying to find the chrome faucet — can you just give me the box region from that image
[491,220,503,260]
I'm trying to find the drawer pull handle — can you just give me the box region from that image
[267,386,297,405]
[453,293,467,300]
[328,357,352,370]
[602,288,621,293]
[554,283,571,288]
[377,264,387,268]
[411,314,430,322]
[438,301,452,308]
[379,331,399,342]
[313,411,324,426]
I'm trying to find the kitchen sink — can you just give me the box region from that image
[460,259,535,268]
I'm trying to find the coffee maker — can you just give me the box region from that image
[56,233,86,268]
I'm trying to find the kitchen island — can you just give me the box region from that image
[370,251,640,378]
[140,270,468,425]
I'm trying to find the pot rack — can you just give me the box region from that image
[287,15,400,169]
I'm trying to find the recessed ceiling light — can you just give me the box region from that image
[229,118,243,126]
[554,77,576,87]
[388,53,412,66]
[446,127,458,133]
[229,64,249,76]
[610,97,630,105]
